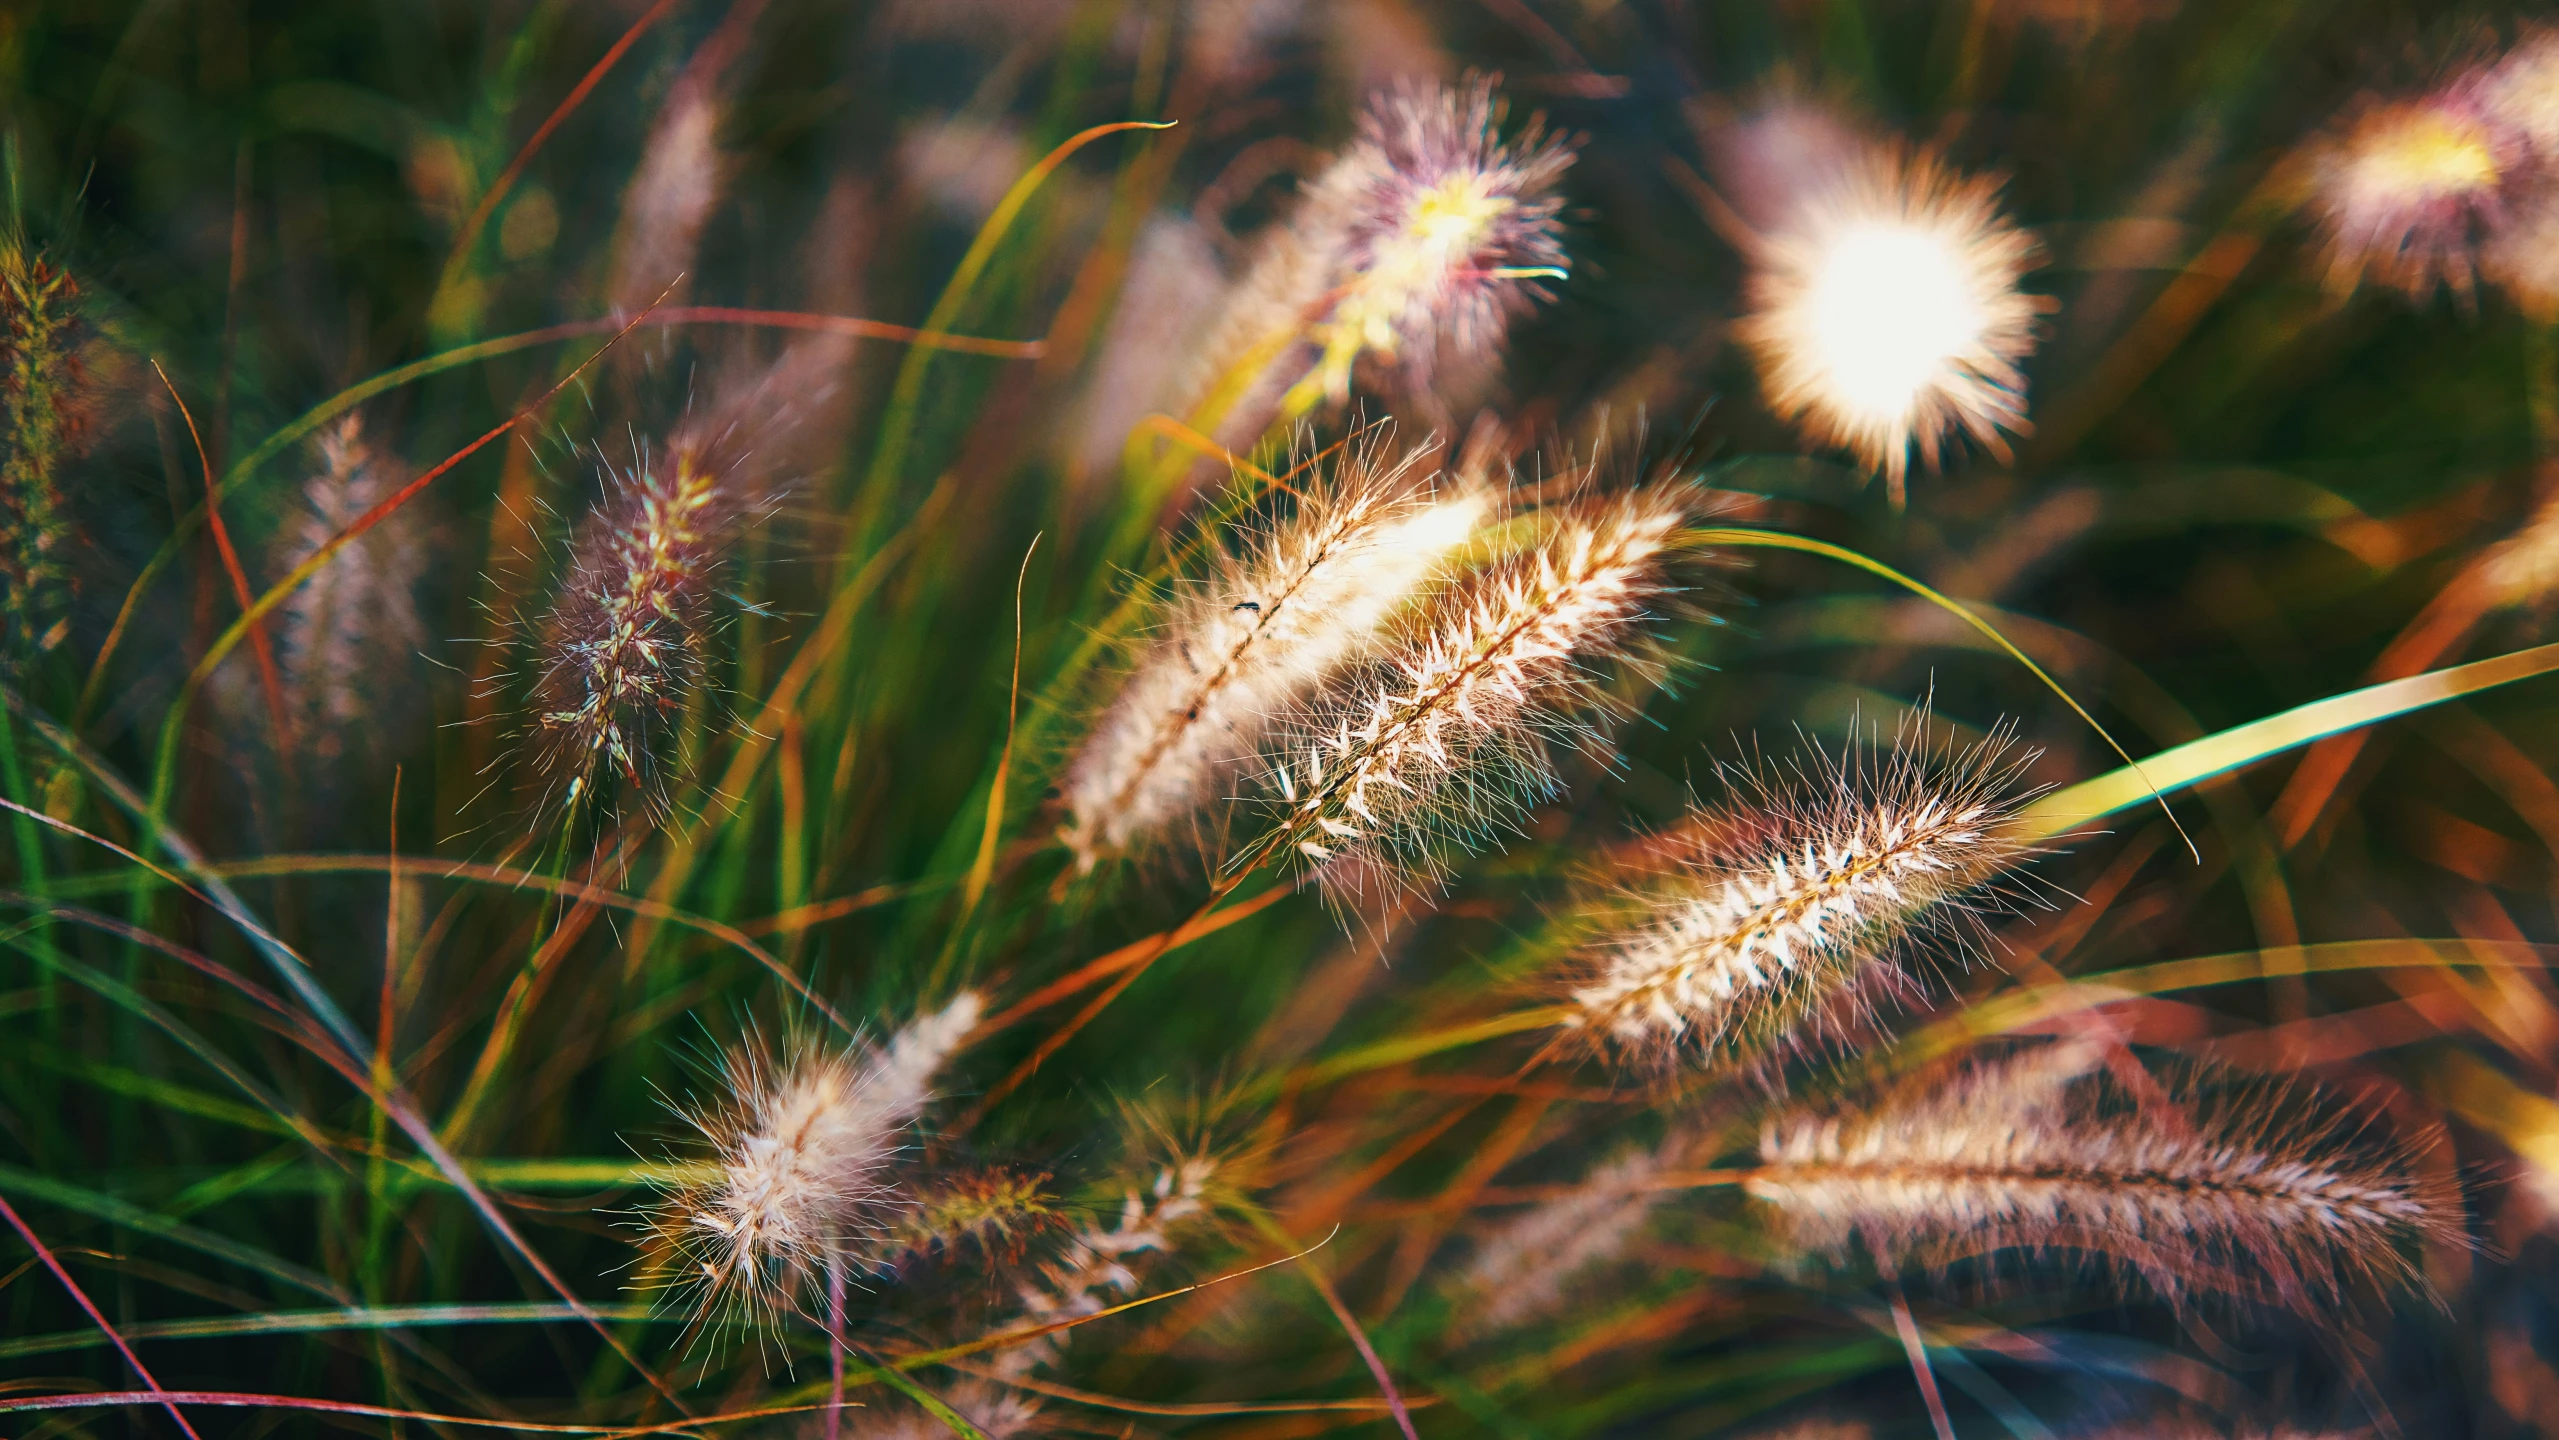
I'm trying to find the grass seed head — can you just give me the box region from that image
[1455,1146,1665,1335]
[1265,486,1683,896]
[1061,439,1489,871]
[274,416,428,782]
[0,241,91,668]
[2313,84,2521,301]
[1287,73,1576,413]
[1739,144,2046,504]
[1746,1046,2455,1313]
[1176,75,1573,445]
[646,993,982,1325]
[1567,719,2038,1068]
[525,444,744,822]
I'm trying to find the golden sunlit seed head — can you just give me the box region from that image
[1266,485,1684,896]
[1565,718,2039,1069]
[1059,439,1489,873]
[642,994,980,1326]
[1747,1045,2453,1313]
[2313,91,2519,300]
[1739,146,2046,504]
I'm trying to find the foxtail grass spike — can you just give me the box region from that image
[524,445,745,821]
[643,993,981,1325]
[1266,486,1682,894]
[1747,1046,2452,1312]
[1178,74,1574,446]
[1567,721,2038,1067]
[273,416,427,779]
[1455,1147,1665,1335]
[2312,79,2519,302]
[1061,440,1488,871]
[0,240,90,668]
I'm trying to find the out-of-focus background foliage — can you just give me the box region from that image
[8,0,2559,1436]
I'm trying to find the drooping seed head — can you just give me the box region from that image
[1747,1046,2454,1313]
[645,993,982,1324]
[1567,721,2038,1068]
[1739,144,2046,504]
[1266,487,1684,895]
[2312,84,2521,301]
[1061,441,1490,871]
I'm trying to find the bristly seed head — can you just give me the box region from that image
[1060,440,1489,872]
[526,445,743,822]
[274,416,428,780]
[1738,143,2046,505]
[644,993,981,1325]
[1746,1045,2454,1313]
[1174,76,1573,448]
[0,241,91,669]
[1286,74,1576,413]
[1567,720,2038,1067]
[2312,82,2521,302]
[1265,486,1684,896]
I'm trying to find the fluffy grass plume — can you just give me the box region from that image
[1738,144,2046,503]
[1566,719,2037,1067]
[1455,1146,1666,1335]
[1179,74,1574,445]
[524,443,751,820]
[271,416,426,779]
[2311,80,2519,301]
[1266,485,1683,891]
[0,240,88,666]
[1061,439,1488,870]
[1746,1045,2452,1312]
[642,993,982,1325]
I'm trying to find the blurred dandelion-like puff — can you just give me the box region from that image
[1739,144,2046,503]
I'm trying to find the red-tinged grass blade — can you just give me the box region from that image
[2016,641,2559,839]
[0,1303,665,1362]
[153,360,294,771]
[1243,1211,1421,1440]
[0,1393,819,1433]
[0,1193,208,1440]
[430,0,682,305]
